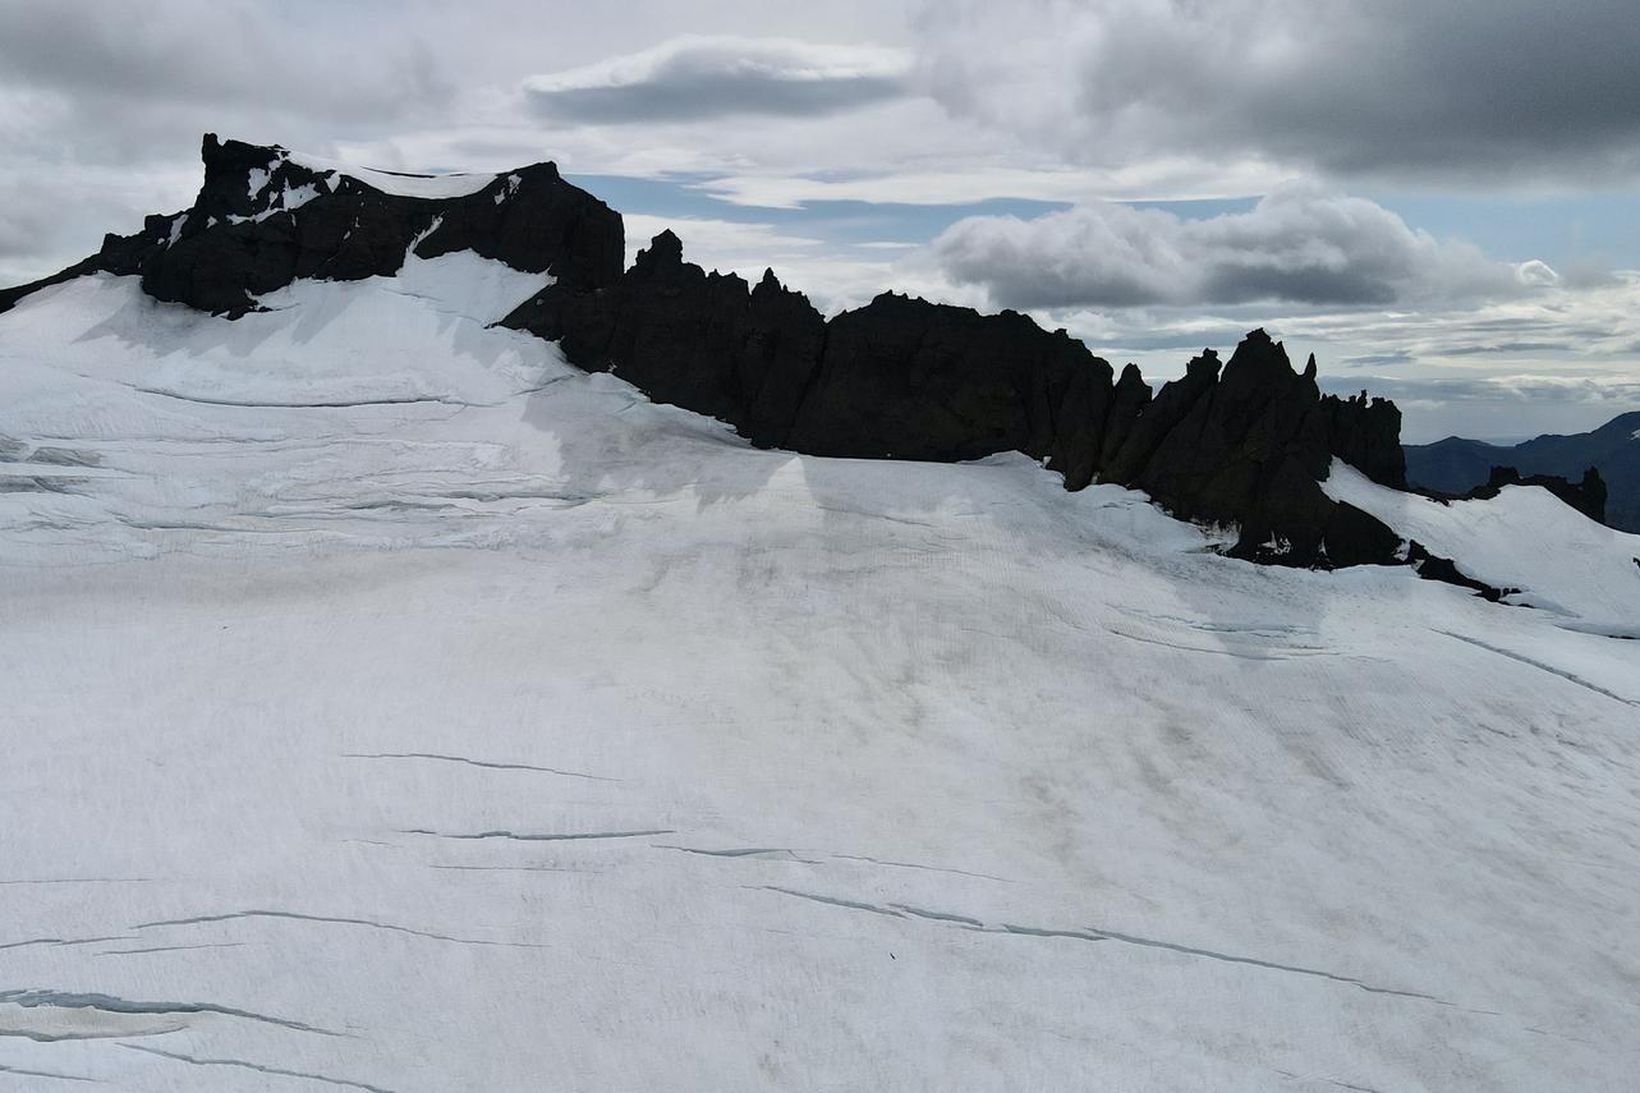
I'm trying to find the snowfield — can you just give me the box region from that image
[2,259,1639,1092]
[1326,461,1640,629]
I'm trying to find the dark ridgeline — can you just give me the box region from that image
[7,135,1446,571]
[506,229,1407,566]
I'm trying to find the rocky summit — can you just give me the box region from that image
[8,135,1429,570]
[0,134,625,317]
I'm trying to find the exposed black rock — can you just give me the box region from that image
[1461,465,1608,523]
[5,136,1425,571]
[1092,332,1407,564]
[1323,388,1406,489]
[517,231,1410,567]
[504,242,1115,472]
[1100,364,1153,472]
[785,294,1115,472]
[3,134,623,317]
[1406,541,1518,602]
[502,229,828,449]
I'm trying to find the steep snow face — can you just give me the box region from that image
[2,264,1639,1092]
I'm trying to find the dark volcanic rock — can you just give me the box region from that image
[785,293,1114,470]
[1323,388,1406,488]
[1107,330,1404,564]
[525,232,1409,567]
[6,136,1423,572]
[503,229,828,448]
[1102,350,1221,487]
[1407,541,1518,602]
[505,236,1119,472]
[6,134,623,317]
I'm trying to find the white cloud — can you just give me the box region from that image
[933,185,1525,309]
[524,35,911,122]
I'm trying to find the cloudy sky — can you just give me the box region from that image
[5,0,1639,441]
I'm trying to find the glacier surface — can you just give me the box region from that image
[2,259,1638,1091]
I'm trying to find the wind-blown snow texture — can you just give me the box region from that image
[3,250,1640,1087]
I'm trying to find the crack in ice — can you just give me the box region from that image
[891,903,986,927]
[120,1044,397,1093]
[657,845,823,864]
[131,909,545,949]
[0,1062,101,1083]
[344,751,617,781]
[402,828,672,843]
[125,385,470,411]
[754,888,1448,1002]
[1436,630,1638,707]
[831,854,1012,882]
[0,935,133,953]
[0,989,341,1038]
[94,942,248,957]
[756,887,906,918]
[999,924,1107,943]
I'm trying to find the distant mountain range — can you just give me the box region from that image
[1405,411,1640,531]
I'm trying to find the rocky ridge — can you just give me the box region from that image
[506,228,1407,566]
[7,136,1430,569]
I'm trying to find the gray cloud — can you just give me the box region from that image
[0,1,450,129]
[1340,351,1415,369]
[0,0,461,280]
[913,0,1640,185]
[0,197,53,259]
[524,35,910,123]
[933,186,1533,310]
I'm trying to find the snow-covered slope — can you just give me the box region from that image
[2,260,1638,1092]
[1326,460,1640,632]
[280,149,503,200]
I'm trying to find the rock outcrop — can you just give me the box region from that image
[510,232,1407,566]
[1323,390,1406,489]
[502,229,828,449]
[3,134,624,317]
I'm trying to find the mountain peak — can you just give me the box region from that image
[636,229,685,271]
[31,134,625,317]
